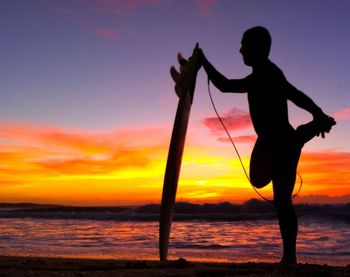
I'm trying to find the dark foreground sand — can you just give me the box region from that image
[0,256,348,277]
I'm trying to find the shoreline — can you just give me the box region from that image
[0,256,348,276]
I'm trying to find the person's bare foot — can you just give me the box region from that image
[296,116,336,145]
[279,256,297,265]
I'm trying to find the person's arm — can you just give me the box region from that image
[285,80,337,138]
[200,49,248,93]
[285,81,325,118]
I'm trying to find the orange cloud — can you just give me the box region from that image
[0,120,173,205]
[298,150,350,196]
[0,120,349,205]
[0,121,168,184]
[176,148,350,204]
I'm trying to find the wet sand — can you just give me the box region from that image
[0,256,349,276]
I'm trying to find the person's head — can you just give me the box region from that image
[240,26,271,66]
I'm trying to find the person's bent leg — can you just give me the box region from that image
[250,137,272,188]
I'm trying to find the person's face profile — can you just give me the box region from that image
[240,37,254,66]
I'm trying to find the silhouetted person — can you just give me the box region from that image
[197,26,335,264]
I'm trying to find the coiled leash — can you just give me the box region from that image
[207,78,302,202]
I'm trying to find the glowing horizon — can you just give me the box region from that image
[0,118,349,206]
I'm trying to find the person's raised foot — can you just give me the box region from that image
[296,115,336,145]
[317,115,336,135]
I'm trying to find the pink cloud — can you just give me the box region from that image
[202,108,253,135]
[49,1,87,24]
[49,0,160,39]
[332,107,350,120]
[94,27,118,38]
[195,0,219,16]
[76,0,160,15]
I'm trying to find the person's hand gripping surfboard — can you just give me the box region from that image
[170,43,201,100]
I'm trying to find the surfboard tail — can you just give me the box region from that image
[159,96,191,261]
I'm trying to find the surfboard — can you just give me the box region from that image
[159,44,200,261]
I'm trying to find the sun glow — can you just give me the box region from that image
[0,121,349,205]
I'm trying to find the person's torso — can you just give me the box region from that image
[246,61,293,138]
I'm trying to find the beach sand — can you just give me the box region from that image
[0,256,349,276]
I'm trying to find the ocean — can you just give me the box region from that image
[0,202,349,266]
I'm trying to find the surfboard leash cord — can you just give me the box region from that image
[206,77,303,202]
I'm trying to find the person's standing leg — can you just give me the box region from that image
[272,142,301,264]
[273,174,298,264]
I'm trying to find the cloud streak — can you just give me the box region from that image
[195,0,219,16]
[0,121,168,184]
[49,0,160,39]
[94,27,119,38]
[332,107,350,120]
[77,0,160,15]
[299,150,350,196]
[217,135,256,144]
[50,0,220,38]
[0,120,349,205]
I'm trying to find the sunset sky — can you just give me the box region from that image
[1,0,349,205]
